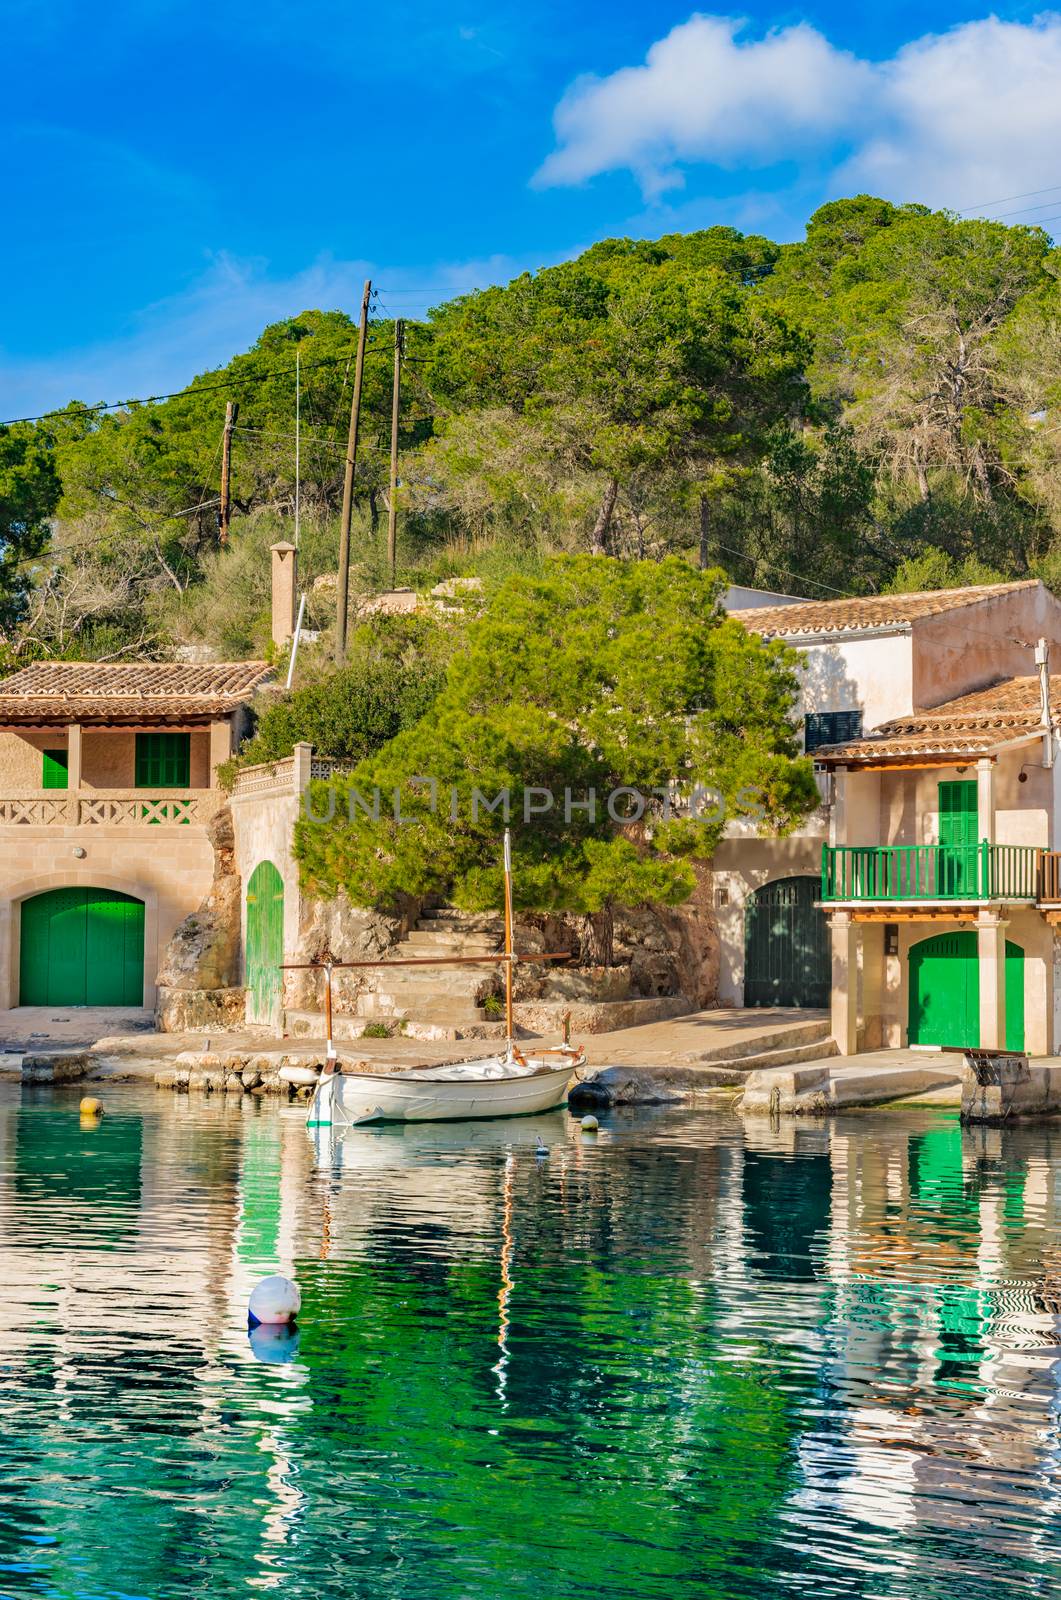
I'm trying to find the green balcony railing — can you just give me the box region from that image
[821,842,1042,902]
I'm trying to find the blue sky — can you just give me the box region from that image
[4,0,1061,417]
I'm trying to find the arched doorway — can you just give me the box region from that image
[246,861,284,1026]
[907,932,1024,1051]
[19,888,145,1005]
[744,876,829,1008]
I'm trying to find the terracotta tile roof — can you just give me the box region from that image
[0,661,272,724]
[814,675,1057,763]
[730,580,1040,639]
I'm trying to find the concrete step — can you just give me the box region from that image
[680,1016,832,1066]
[405,929,500,952]
[418,909,503,931]
[673,1038,840,1086]
[739,1058,962,1116]
[357,993,492,1021]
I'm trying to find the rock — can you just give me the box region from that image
[284,891,411,1012]
[156,987,246,1033]
[541,965,632,1003]
[241,1066,263,1089]
[156,804,244,1031]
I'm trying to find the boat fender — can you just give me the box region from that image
[80,1097,103,1117]
[580,1115,599,1133]
[248,1274,301,1328]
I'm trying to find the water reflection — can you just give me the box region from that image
[1,1085,1060,1598]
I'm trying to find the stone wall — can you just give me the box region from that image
[155,806,245,1032]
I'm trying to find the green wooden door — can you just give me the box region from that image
[246,860,284,1025]
[938,780,978,896]
[20,888,145,1006]
[908,931,1025,1050]
[1005,941,1025,1053]
[744,876,830,1008]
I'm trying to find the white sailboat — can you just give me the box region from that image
[298,830,586,1126]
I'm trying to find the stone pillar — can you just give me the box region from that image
[830,765,847,848]
[270,541,297,649]
[67,723,82,790]
[977,757,995,844]
[209,719,233,785]
[860,920,885,1051]
[977,910,1008,1050]
[831,911,859,1056]
[293,741,313,793]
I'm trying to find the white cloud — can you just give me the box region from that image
[536,11,1061,215]
[535,15,870,196]
[0,250,534,423]
[842,16,1061,211]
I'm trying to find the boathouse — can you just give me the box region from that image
[722,580,1061,1050]
[0,660,270,1010]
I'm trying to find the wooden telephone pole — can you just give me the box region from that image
[335,279,372,663]
[387,319,403,589]
[218,400,238,544]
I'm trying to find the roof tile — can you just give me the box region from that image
[731,580,1040,639]
[0,661,272,724]
[814,674,1058,763]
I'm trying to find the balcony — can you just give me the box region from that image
[0,789,227,827]
[821,842,1041,904]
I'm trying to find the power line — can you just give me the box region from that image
[0,337,398,431]
[712,540,854,598]
[957,180,1061,215]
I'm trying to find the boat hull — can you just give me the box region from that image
[309,1060,575,1125]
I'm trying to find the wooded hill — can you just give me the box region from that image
[4,193,1061,663]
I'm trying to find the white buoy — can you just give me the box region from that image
[249,1275,301,1326]
[580,1114,599,1133]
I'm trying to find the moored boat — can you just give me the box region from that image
[290,829,587,1126]
[307,1048,582,1126]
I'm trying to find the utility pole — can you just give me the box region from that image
[218,400,238,544]
[335,278,372,662]
[387,319,403,589]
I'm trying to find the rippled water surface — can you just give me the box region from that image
[3,1085,1061,1598]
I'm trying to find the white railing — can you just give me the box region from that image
[0,789,225,826]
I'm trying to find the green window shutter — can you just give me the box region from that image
[938,780,978,848]
[42,749,69,790]
[135,732,191,788]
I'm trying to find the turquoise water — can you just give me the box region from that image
[2,1086,1061,1598]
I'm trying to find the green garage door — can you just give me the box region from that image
[20,888,145,1006]
[744,876,830,1008]
[908,931,1024,1051]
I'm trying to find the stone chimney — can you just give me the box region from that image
[270,541,297,649]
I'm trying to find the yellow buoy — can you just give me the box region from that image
[580,1114,599,1133]
[79,1096,103,1117]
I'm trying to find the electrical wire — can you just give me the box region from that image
[0,338,398,430]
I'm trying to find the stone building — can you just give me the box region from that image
[719,579,1061,1055]
[0,659,270,1010]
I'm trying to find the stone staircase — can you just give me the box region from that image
[286,908,509,1042]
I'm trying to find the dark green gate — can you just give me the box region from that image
[246,860,284,1026]
[744,875,829,1009]
[20,887,145,1006]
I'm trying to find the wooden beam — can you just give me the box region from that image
[840,909,980,923]
[819,757,995,772]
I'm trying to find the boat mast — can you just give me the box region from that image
[503,827,514,1043]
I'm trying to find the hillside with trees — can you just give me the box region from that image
[4,194,1061,664]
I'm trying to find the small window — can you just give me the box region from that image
[42,749,68,790]
[135,732,191,788]
[804,710,863,753]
